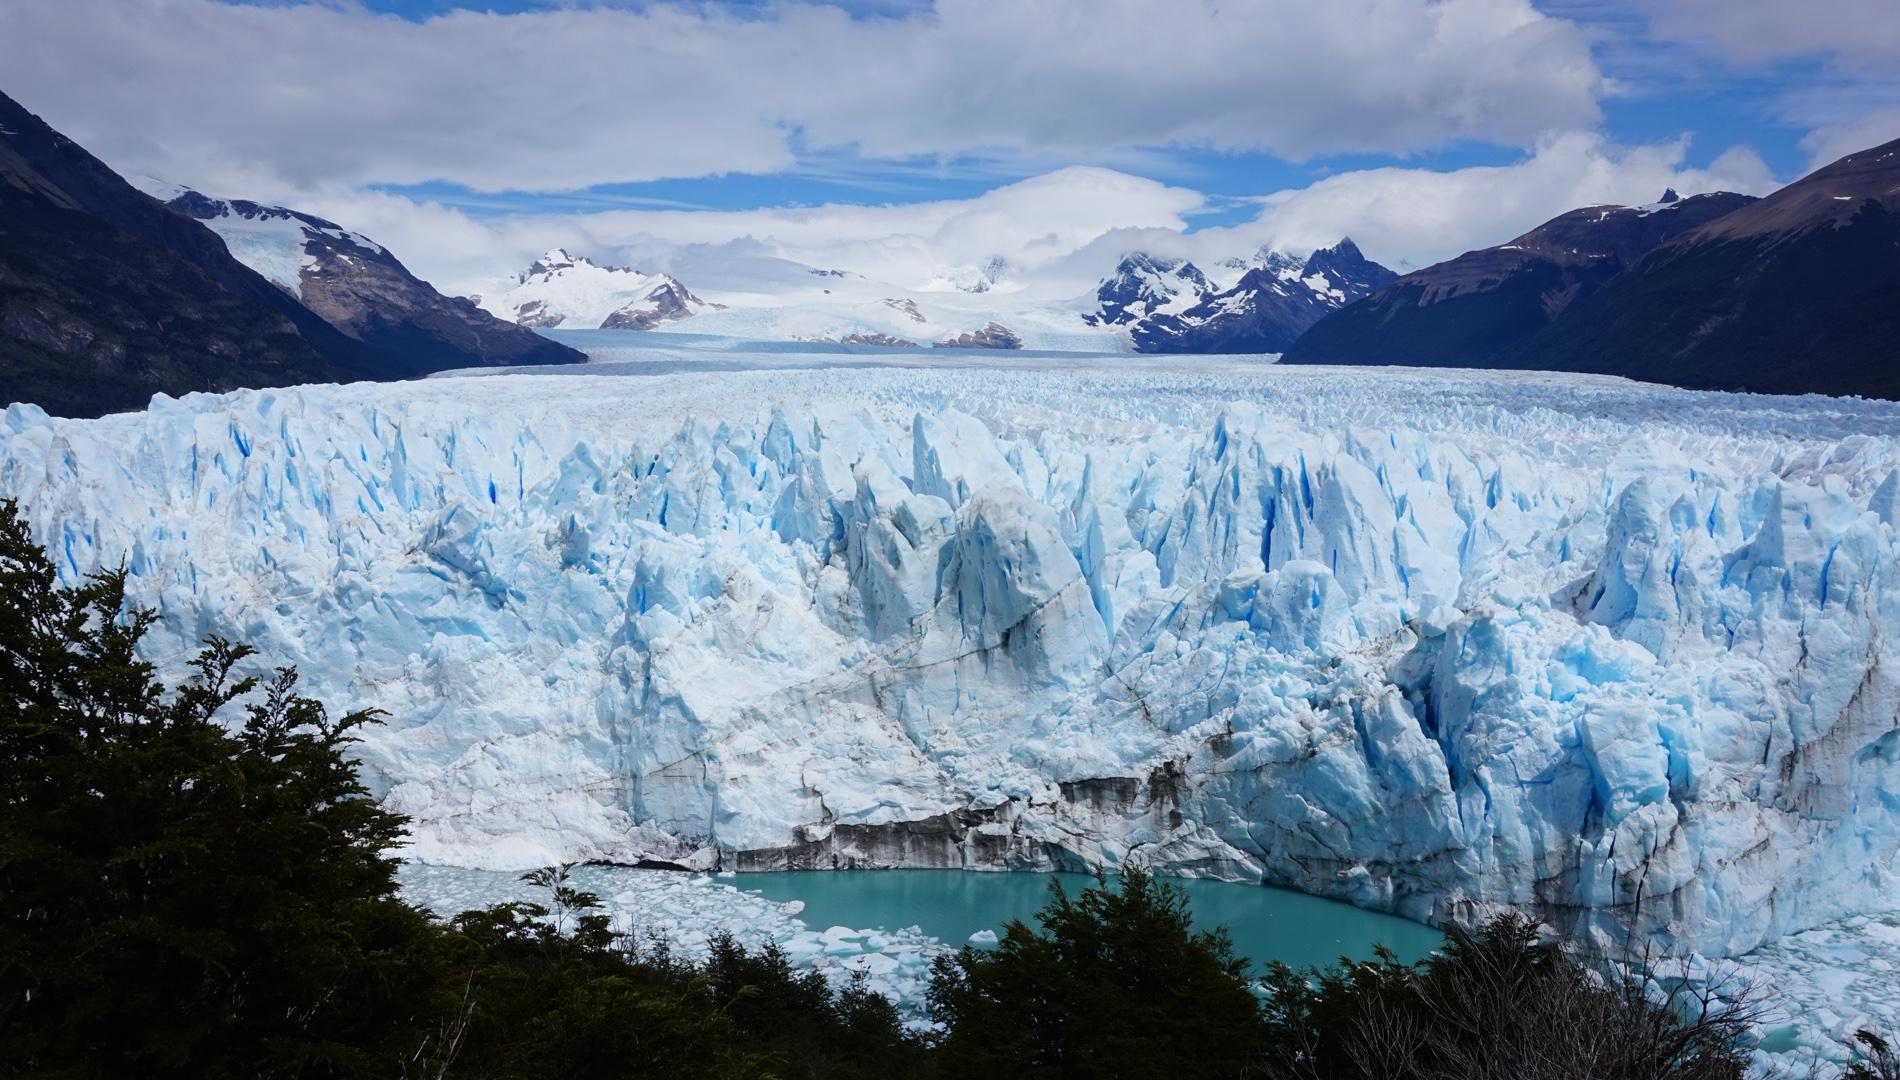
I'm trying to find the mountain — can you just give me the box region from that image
[148,184,581,374]
[1125,239,1396,353]
[931,321,1022,349]
[1282,191,1757,370]
[1083,253,1212,326]
[476,249,718,331]
[0,90,354,416]
[923,254,1012,294]
[0,90,580,418]
[1492,139,1900,398]
[1289,138,1900,398]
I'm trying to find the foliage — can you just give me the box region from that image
[0,500,448,1077]
[926,865,1267,1078]
[1259,912,1759,1080]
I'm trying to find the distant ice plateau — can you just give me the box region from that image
[5,342,1900,980]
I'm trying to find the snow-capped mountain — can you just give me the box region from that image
[1083,254,1212,326]
[141,180,582,374]
[920,255,1013,294]
[0,90,579,419]
[0,92,338,418]
[140,180,386,293]
[1087,239,1396,354]
[476,249,719,331]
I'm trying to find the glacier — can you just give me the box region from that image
[4,343,1900,965]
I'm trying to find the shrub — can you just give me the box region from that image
[1260,912,1759,1080]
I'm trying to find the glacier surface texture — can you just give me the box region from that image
[5,348,1899,959]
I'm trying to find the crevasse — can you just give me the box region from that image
[4,363,1897,958]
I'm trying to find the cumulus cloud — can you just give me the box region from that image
[0,0,1801,299]
[1227,132,1776,269]
[0,0,1602,194]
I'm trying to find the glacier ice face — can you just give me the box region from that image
[5,350,1900,958]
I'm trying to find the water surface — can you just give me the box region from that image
[738,869,1443,972]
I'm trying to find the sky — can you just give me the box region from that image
[2,0,1896,297]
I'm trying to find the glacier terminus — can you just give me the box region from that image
[4,342,1899,966]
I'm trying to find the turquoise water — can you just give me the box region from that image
[737,870,1442,972]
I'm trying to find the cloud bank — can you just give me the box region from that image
[0,0,1602,194]
[0,0,1837,299]
[292,136,1776,298]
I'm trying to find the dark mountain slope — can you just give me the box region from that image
[0,93,345,417]
[159,188,582,374]
[0,90,583,418]
[1282,191,1756,369]
[1503,139,1900,398]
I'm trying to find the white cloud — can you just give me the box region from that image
[1225,132,1777,269]
[0,0,1797,298]
[294,166,1207,297]
[289,134,1777,299]
[0,0,1602,194]
[1797,105,1900,169]
[1648,0,1900,68]
[1638,0,1900,170]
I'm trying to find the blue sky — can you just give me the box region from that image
[3,0,1894,290]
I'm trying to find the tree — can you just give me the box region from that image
[926,866,1268,1079]
[0,501,449,1077]
[1259,913,1758,1080]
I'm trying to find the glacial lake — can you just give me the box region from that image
[736,869,1444,971]
[400,862,1444,980]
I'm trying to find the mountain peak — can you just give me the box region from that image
[1318,236,1364,260]
[487,249,712,329]
[1304,237,1397,296]
[1659,187,1681,205]
[533,247,584,270]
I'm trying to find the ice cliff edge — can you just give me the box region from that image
[3,366,1897,959]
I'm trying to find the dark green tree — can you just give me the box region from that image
[926,866,1267,1079]
[0,501,449,1077]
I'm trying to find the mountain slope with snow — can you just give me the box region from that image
[144,182,583,374]
[1290,138,1900,399]
[1083,240,1396,354]
[477,249,718,331]
[0,89,352,418]
[1083,254,1212,326]
[6,347,1899,962]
